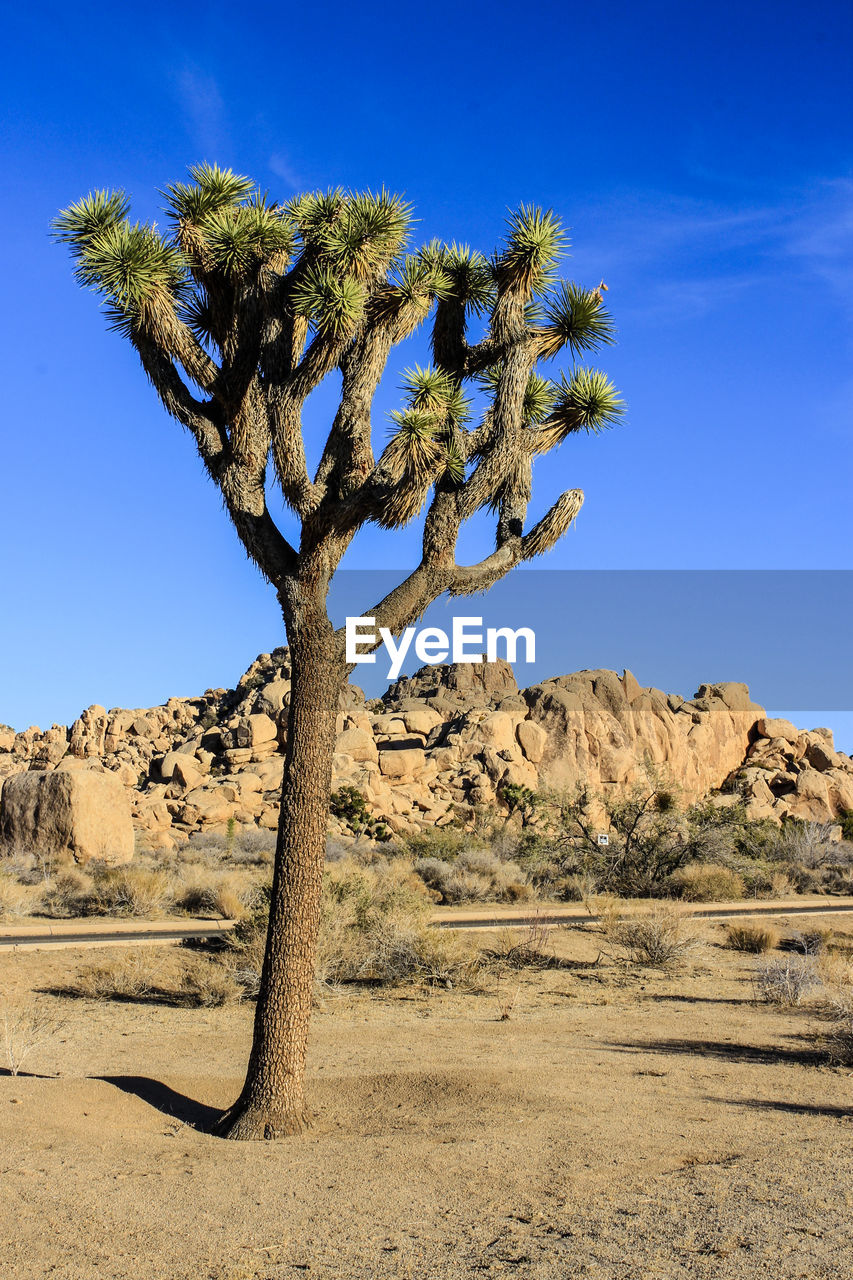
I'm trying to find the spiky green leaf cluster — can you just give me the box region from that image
[385,410,443,481]
[162,163,255,224]
[494,205,566,296]
[539,283,616,359]
[286,188,345,245]
[52,190,130,249]
[421,241,495,314]
[443,443,466,483]
[200,198,294,279]
[317,189,411,280]
[291,264,366,338]
[479,366,559,426]
[551,368,625,434]
[373,253,452,325]
[381,386,467,516]
[72,221,187,311]
[401,365,471,426]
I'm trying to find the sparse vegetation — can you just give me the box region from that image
[329,786,390,841]
[817,963,853,1064]
[0,871,36,918]
[2,1002,67,1075]
[175,876,248,920]
[668,862,745,902]
[413,847,531,905]
[232,861,479,993]
[753,955,821,1007]
[62,951,242,1007]
[784,926,833,956]
[769,820,844,869]
[483,914,559,970]
[599,902,700,968]
[725,922,778,953]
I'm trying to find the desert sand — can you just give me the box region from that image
[2,915,852,1279]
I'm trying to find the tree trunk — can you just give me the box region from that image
[217,614,345,1140]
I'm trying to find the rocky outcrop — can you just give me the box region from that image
[0,767,134,865]
[1,647,851,852]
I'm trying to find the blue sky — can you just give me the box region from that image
[1,0,851,745]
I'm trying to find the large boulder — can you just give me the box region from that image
[0,768,134,865]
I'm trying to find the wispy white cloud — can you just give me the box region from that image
[268,152,303,190]
[572,177,853,322]
[174,66,230,161]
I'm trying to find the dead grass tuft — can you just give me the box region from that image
[0,872,38,918]
[175,876,247,920]
[2,1002,67,1075]
[667,862,745,902]
[725,922,778,953]
[62,951,241,1007]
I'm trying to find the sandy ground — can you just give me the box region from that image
[1,915,852,1280]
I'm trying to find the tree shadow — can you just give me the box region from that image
[609,1038,825,1067]
[41,986,206,1009]
[0,1068,56,1079]
[98,1075,224,1131]
[704,1096,853,1120]
[641,994,755,1006]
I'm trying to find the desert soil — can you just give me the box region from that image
[1,915,851,1280]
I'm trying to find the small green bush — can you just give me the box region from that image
[329,785,390,840]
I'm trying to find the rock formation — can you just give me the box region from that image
[0,766,134,864]
[1,647,851,856]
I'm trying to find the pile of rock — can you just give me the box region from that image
[1,647,851,859]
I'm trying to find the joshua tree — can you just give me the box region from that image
[54,166,623,1139]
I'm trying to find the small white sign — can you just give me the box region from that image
[596,833,610,846]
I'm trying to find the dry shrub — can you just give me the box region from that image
[725,922,778,953]
[768,870,795,897]
[815,959,853,1064]
[317,860,477,986]
[753,955,820,1006]
[92,866,177,916]
[178,961,242,1007]
[770,821,843,869]
[667,862,745,902]
[823,993,853,1064]
[602,903,700,968]
[40,867,95,916]
[0,872,37,918]
[485,914,558,969]
[413,849,532,905]
[41,864,177,918]
[70,951,163,1000]
[66,951,240,1007]
[2,1002,66,1075]
[232,860,479,992]
[784,926,833,956]
[176,876,247,920]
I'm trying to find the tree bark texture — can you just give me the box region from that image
[217,611,345,1140]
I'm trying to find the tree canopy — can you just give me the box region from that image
[54,165,623,638]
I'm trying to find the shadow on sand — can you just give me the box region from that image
[704,1095,853,1119]
[99,1075,224,1131]
[609,1037,825,1067]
